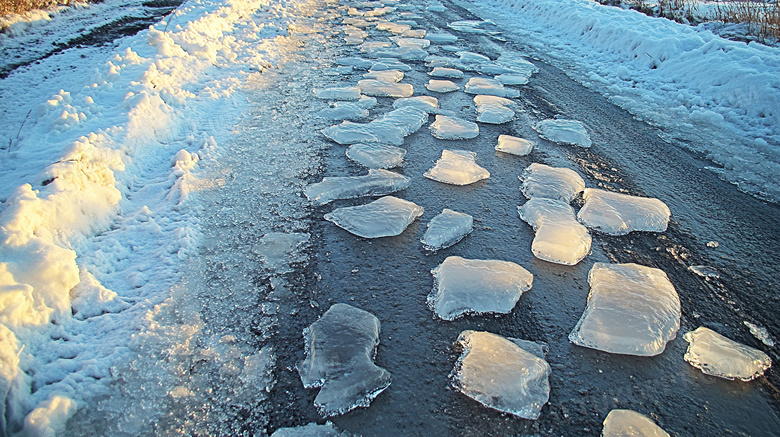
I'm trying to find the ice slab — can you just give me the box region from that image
[344,36,365,45]
[456,51,491,65]
[495,134,534,156]
[324,196,423,238]
[358,79,414,98]
[370,58,412,72]
[464,78,520,98]
[346,143,406,169]
[322,106,429,146]
[429,256,533,320]
[368,47,428,61]
[393,96,439,113]
[578,188,671,235]
[317,102,370,120]
[334,57,374,70]
[425,55,457,68]
[520,163,585,202]
[375,22,411,34]
[363,69,404,83]
[448,20,501,36]
[428,67,464,78]
[451,331,550,420]
[518,198,591,265]
[534,119,592,147]
[569,263,681,356]
[426,32,458,43]
[602,410,670,437]
[474,95,515,124]
[683,327,772,381]
[315,86,362,101]
[425,79,460,93]
[391,36,430,49]
[359,41,392,53]
[402,29,426,38]
[424,150,489,185]
[271,421,351,437]
[429,115,479,140]
[298,304,391,417]
[305,169,410,205]
[495,74,530,86]
[421,209,473,251]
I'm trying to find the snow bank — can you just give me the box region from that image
[460,0,780,202]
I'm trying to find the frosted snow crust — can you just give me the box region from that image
[602,409,670,437]
[428,256,533,320]
[421,209,473,251]
[322,107,429,146]
[518,198,591,265]
[683,327,772,381]
[534,119,592,147]
[451,331,550,419]
[578,188,671,235]
[520,163,585,202]
[429,115,479,140]
[424,150,489,186]
[346,144,406,169]
[495,134,534,156]
[298,304,391,417]
[304,169,410,205]
[569,263,681,356]
[324,196,423,238]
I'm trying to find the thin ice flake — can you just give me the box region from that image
[464,78,520,98]
[429,115,479,140]
[495,135,534,156]
[322,106,429,146]
[346,144,406,169]
[683,327,772,381]
[602,410,670,437]
[324,196,423,238]
[474,95,515,124]
[358,79,414,98]
[520,163,585,202]
[421,209,473,251]
[305,169,410,205]
[424,150,489,185]
[578,188,671,235]
[534,119,592,147]
[518,198,591,265]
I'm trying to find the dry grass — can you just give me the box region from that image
[713,0,780,41]
[0,0,83,17]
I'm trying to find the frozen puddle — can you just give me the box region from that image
[464,78,520,98]
[298,304,391,417]
[429,115,479,140]
[569,263,681,356]
[534,119,592,147]
[518,198,591,265]
[323,106,429,146]
[602,410,670,437]
[305,169,410,205]
[424,150,489,186]
[578,188,671,235]
[363,69,404,83]
[393,96,439,113]
[683,327,772,381]
[495,134,534,156]
[315,86,362,101]
[520,163,585,202]
[358,79,414,98]
[346,143,406,169]
[474,95,515,124]
[428,67,464,79]
[324,196,423,238]
[428,256,533,320]
[425,79,460,93]
[421,209,473,251]
[451,331,550,419]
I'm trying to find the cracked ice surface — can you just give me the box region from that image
[428,67,464,78]
[464,77,520,98]
[358,79,414,98]
[305,169,410,205]
[426,79,460,93]
[520,163,585,202]
[298,304,391,417]
[495,134,534,156]
[346,143,406,169]
[578,188,671,235]
[428,256,533,320]
[322,106,429,146]
[315,86,362,101]
[683,327,772,381]
[421,209,473,251]
[393,96,439,113]
[451,331,550,419]
[474,95,515,124]
[424,150,489,185]
[602,410,670,437]
[324,196,423,238]
[534,119,592,147]
[429,115,479,140]
[518,198,591,265]
[569,263,681,356]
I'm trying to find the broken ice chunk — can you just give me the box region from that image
[569,263,681,356]
[271,422,351,437]
[376,22,412,34]
[393,96,439,113]
[495,74,530,86]
[334,57,374,70]
[298,304,391,417]
[391,36,430,49]
[425,79,460,93]
[456,51,491,66]
[464,78,520,97]
[474,95,515,124]
[534,119,592,147]
[402,29,426,38]
[363,69,404,83]
[370,58,412,72]
[495,134,534,156]
[360,41,392,53]
[358,79,414,98]
[425,55,457,68]
[346,143,406,169]
[305,169,410,205]
[367,46,428,61]
[421,209,473,251]
[578,188,671,235]
[744,321,775,347]
[317,102,370,120]
[315,86,362,101]
[322,106,429,146]
[683,327,772,381]
[518,198,591,265]
[424,150,489,186]
[428,67,464,78]
[451,331,550,419]
[426,32,458,43]
[429,115,479,140]
[602,410,670,437]
[520,163,585,202]
[324,196,423,238]
[429,256,533,320]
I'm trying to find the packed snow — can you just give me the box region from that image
[424,150,490,186]
[428,256,533,320]
[495,134,534,156]
[324,196,424,238]
[578,188,671,235]
[463,77,520,98]
[346,144,407,169]
[602,409,670,437]
[298,304,391,417]
[304,169,411,205]
[474,95,515,124]
[322,106,429,146]
[429,115,479,140]
[421,209,473,251]
[425,79,460,93]
[534,119,592,148]
[451,331,550,420]
[570,263,681,356]
[683,327,772,381]
[518,198,592,265]
[519,163,585,202]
